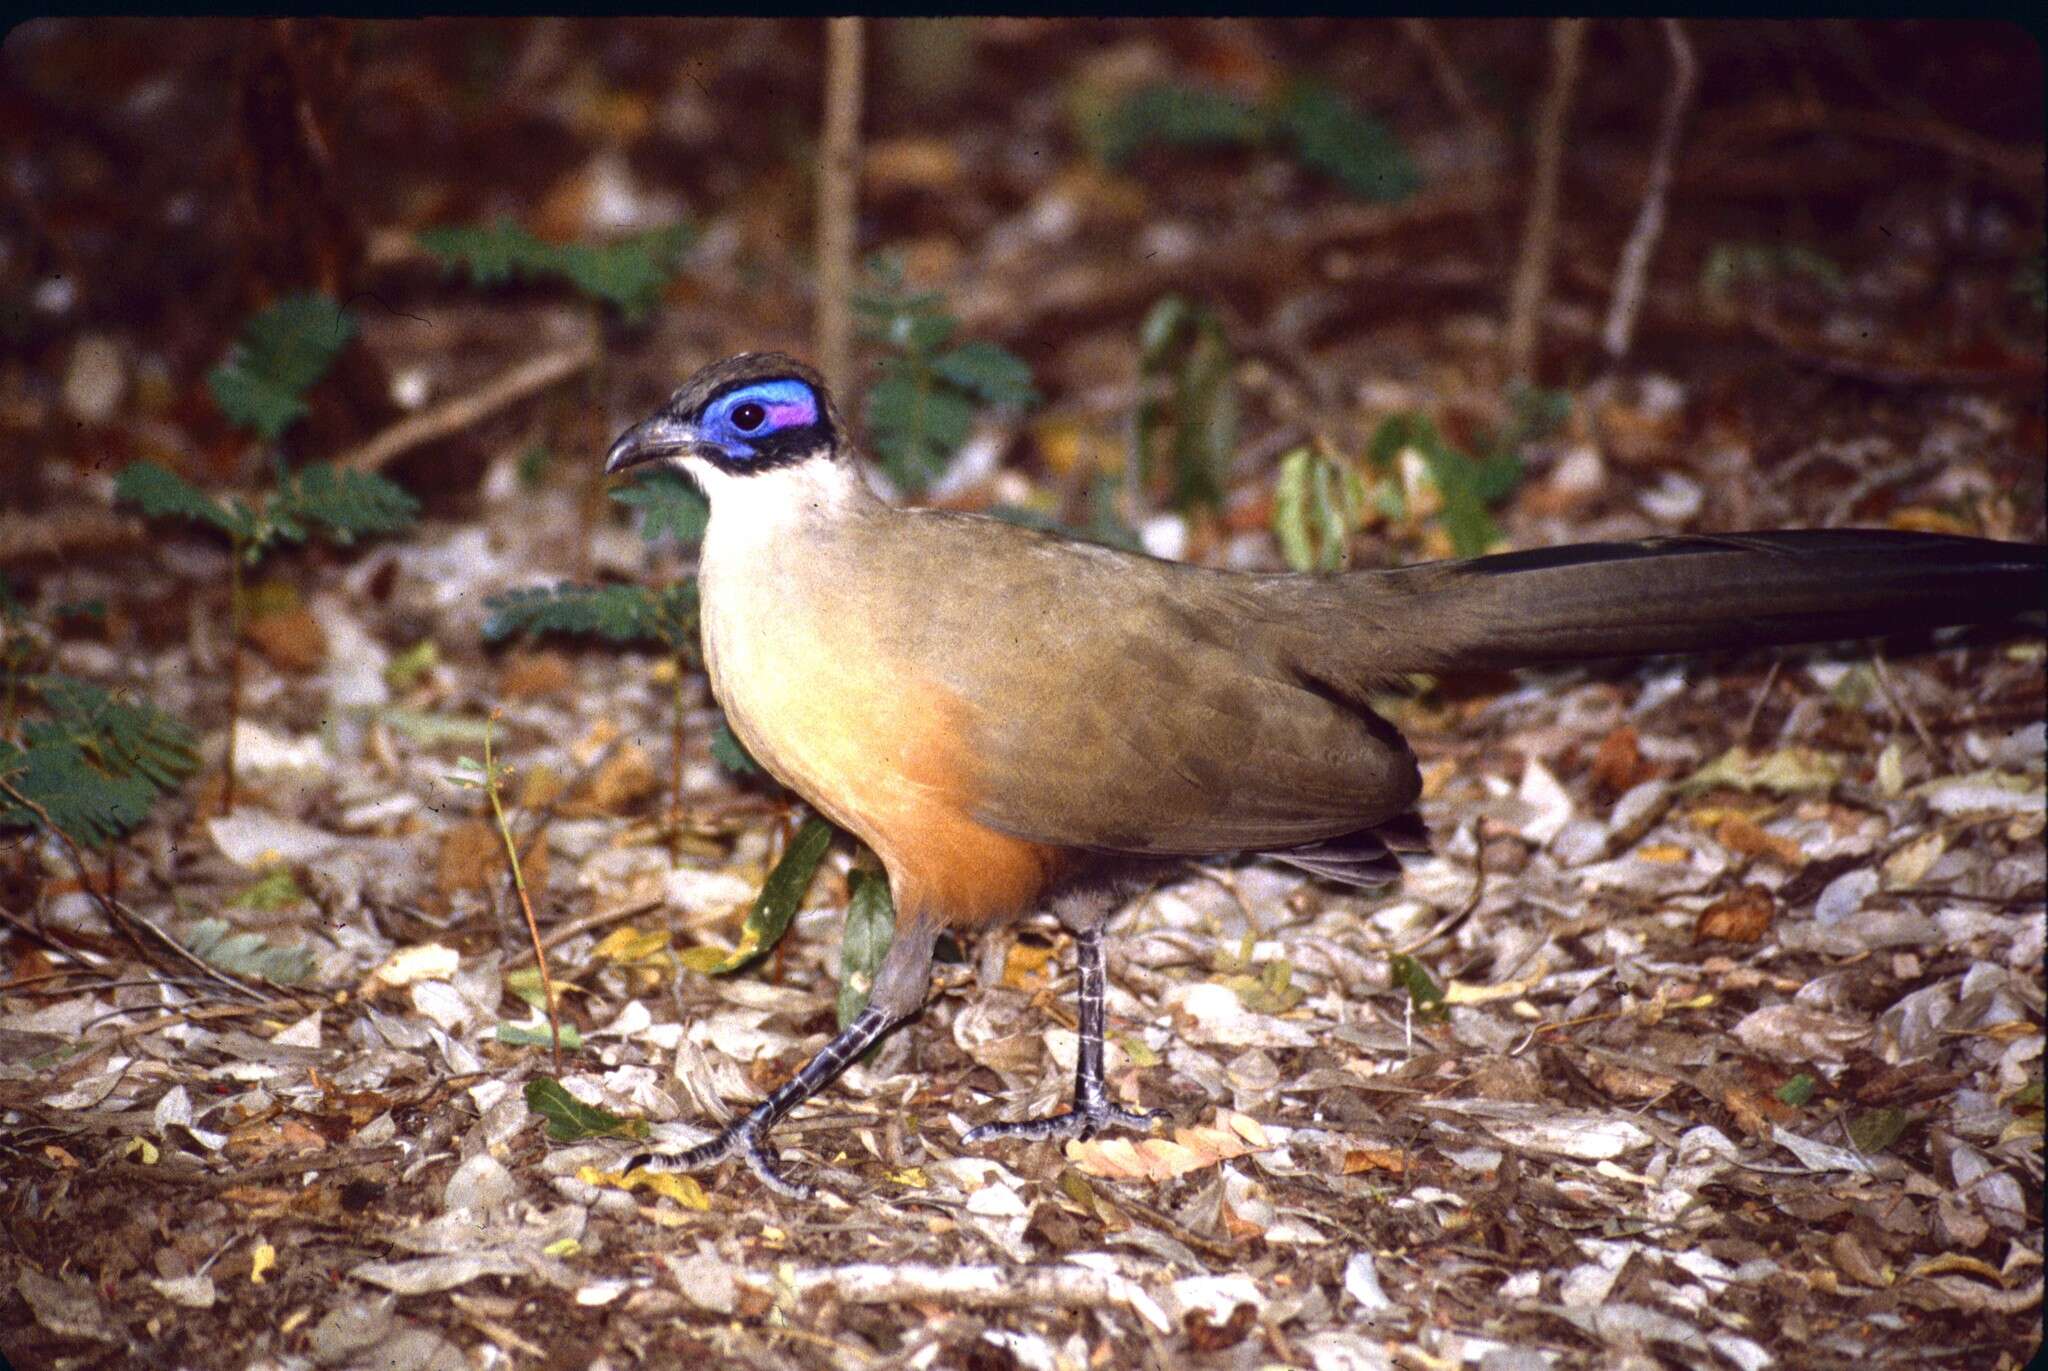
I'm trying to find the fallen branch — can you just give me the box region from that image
[335,332,600,474]
[733,1263,1172,1335]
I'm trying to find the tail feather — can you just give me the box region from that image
[1343,530,2043,678]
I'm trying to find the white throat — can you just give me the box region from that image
[684,452,875,535]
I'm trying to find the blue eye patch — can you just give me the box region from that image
[690,375,831,469]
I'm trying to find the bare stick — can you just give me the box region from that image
[1504,17,1588,383]
[729,1263,1172,1335]
[335,334,600,474]
[815,17,865,396]
[1602,19,1697,362]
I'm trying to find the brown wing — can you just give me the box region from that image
[870,513,1421,858]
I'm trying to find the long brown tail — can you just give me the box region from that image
[1351,530,2044,676]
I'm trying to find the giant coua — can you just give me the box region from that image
[605,351,2044,1197]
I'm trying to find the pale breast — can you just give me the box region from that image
[695,494,1059,925]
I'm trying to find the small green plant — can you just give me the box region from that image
[1084,78,1420,203]
[450,711,563,1065]
[855,256,1038,493]
[207,294,358,440]
[1,576,200,853]
[1272,442,1370,572]
[113,459,418,811]
[836,868,896,1030]
[1132,295,1236,516]
[418,219,695,323]
[677,814,837,976]
[1364,387,1564,559]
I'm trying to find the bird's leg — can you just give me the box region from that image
[634,913,939,1199]
[963,923,1167,1145]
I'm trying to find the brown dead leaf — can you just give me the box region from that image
[437,819,501,895]
[1590,724,1647,794]
[500,651,574,700]
[1710,813,1805,867]
[1695,884,1776,944]
[1341,1147,1407,1176]
[1184,1301,1257,1352]
[243,605,326,671]
[999,937,1057,992]
[564,743,659,817]
[1064,1112,1270,1183]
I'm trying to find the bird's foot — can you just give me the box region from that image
[629,1110,813,1200]
[962,1101,1168,1146]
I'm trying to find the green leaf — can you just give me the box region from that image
[183,917,316,985]
[206,294,357,439]
[867,373,974,492]
[113,462,246,538]
[837,870,896,1029]
[1847,1107,1908,1155]
[0,677,199,849]
[709,720,761,776]
[610,469,709,547]
[1272,446,1365,573]
[1776,1073,1817,1107]
[931,341,1037,409]
[271,465,419,545]
[229,868,305,912]
[693,815,835,976]
[524,1076,645,1142]
[1094,82,1266,166]
[1271,80,1420,202]
[1388,953,1447,1018]
[484,582,663,644]
[420,220,695,322]
[497,1020,585,1051]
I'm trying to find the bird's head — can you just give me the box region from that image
[604,353,846,491]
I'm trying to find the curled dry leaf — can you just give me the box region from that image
[1064,1110,1271,1183]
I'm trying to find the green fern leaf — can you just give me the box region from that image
[206,294,357,439]
[113,462,248,538]
[271,465,420,544]
[610,470,709,546]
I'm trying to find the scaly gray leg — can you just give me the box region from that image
[963,924,1167,1145]
[633,912,939,1198]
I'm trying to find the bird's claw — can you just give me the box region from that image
[630,1110,815,1200]
[962,1102,1168,1146]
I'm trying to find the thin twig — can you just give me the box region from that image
[1741,659,1784,744]
[482,711,561,1070]
[539,898,666,953]
[1602,18,1696,362]
[1505,17,1588,382]
[814,17,865,395]
[336,333,600,474]
[1870,653,1944,768]
[0,775,271,1002]
[1395,830,1487,956]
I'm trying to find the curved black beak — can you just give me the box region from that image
[604,413,703,475]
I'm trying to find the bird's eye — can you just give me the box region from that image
[731,402,767,432]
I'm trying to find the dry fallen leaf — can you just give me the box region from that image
[1695,884,1776,944]
[1065,1112,1270,1183]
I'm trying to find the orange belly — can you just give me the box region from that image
[715,642,1061,928]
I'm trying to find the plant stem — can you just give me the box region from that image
[484,713,562,1071]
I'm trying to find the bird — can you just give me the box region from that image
[603,350,2044,1198]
